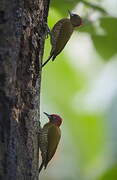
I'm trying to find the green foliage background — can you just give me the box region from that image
[40,0,117,179]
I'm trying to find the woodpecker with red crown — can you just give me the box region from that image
[42,10,83,68]
[39,112,63,173]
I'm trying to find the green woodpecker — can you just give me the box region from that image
[39,112,63,173]
[42,11,82,68]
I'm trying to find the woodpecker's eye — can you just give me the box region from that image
[51,115,58,122]
[70,14,82,27]
[49,115,57,123]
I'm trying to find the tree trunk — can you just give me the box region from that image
[0,0,50,179]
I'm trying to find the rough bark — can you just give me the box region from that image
[0,0,50,179]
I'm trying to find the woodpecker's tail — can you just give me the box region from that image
[39,162,44,174]
[42,54,53,68]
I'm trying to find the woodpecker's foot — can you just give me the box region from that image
[44,23,52,39]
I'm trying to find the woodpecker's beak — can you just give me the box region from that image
[43,112,51,119]
[68,10,73,17]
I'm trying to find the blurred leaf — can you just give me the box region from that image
[100,17,117,36]
[50,0,107,16]
[79,22,96,34]
[81,0,107,14]
[50,0,80,16]
[89,17,117,60]
[98,165,117,180]
[91,35,117,60]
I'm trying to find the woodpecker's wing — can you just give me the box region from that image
[50,19,68,47]
[50,18,73,60]
[45,124,61,168]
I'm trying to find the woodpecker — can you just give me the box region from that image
[42,11,82,68]
[39,112,63,173]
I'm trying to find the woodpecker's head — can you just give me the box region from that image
[44,112,62,127]
[68,10,82,27]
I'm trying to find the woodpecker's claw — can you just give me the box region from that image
[44,23,52,39]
